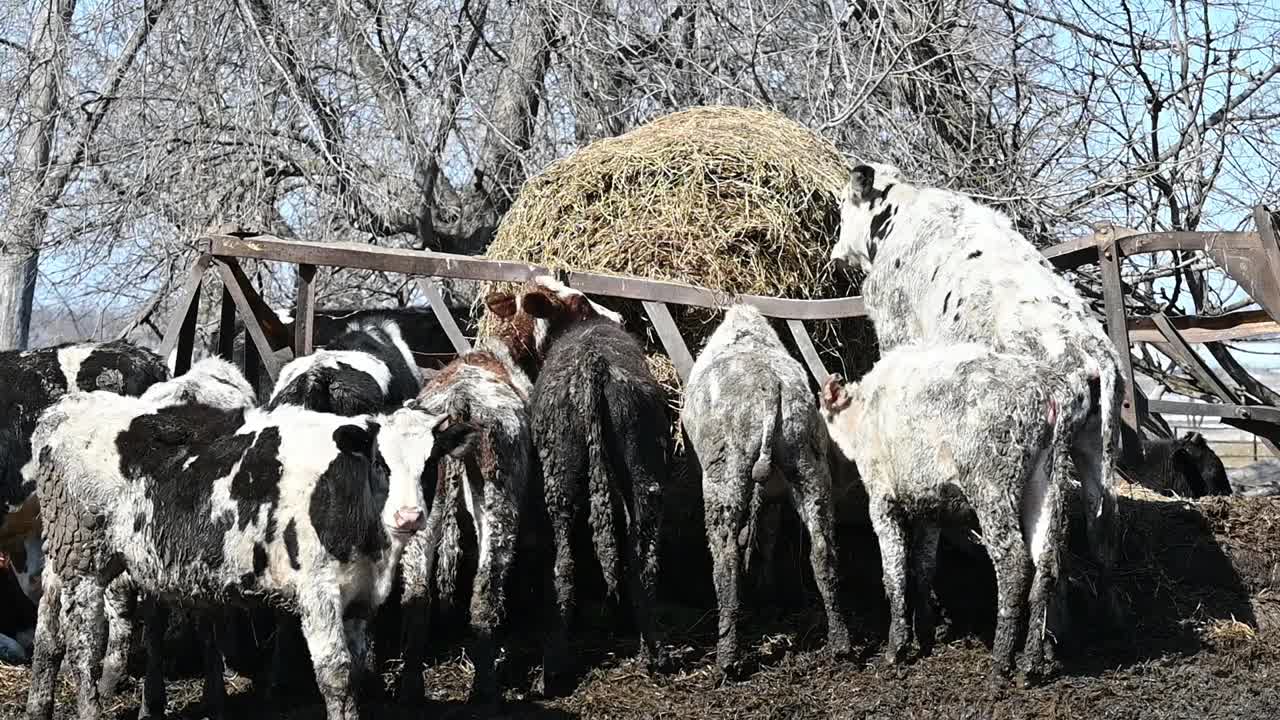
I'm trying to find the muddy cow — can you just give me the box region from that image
[682,304,850,677]
[25,389,474,720]
[821,343,1085,682]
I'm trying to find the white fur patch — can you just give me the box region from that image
[271,350,393,401]
[1021,447,1054,565]
[141,357,256,410]
[56,344,96,391]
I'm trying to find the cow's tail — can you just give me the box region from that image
[1097,355,1123,495]
[584,351,623,602]
[751,383,782,484]
[741,384,781,574]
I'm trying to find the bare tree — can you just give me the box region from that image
[0,0,171,349]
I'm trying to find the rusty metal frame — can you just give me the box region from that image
[156,207,1280,449]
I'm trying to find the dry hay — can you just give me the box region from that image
[482,104,876,382]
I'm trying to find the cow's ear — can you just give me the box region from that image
[520,290,557,319]
[431,416,477,459]
[849,165,876,202]
[334,422,378,458]
[485,292,517,319]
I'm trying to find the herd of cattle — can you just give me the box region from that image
[0,162,1246,719]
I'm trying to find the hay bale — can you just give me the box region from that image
[483,105,874,376]
[491,106,848,297]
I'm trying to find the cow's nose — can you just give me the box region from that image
[394,506,424,532]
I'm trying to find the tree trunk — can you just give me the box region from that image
[458,0,560,253]
[0,0,77,350]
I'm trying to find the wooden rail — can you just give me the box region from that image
[163,205,1280,452]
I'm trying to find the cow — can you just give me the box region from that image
[820,344,1084,682]
[681,304,850,677]
[831,162,1125,622]
[24,391,474,720]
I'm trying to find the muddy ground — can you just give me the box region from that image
[3,485,1280,719]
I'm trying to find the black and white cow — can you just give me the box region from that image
[1,340,168,519]
[25,392,474,720]
[268,318,423,415]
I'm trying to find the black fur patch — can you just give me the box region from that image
[930,266,940,282]
[268,361,388,416]
[308,424,389,563]
[133,513,146,533]
[76,341,168,395]
[966,250,983,260]
[116,404,253,570]
[326,325,421,405]
[284,519,302,570]
[943,291,952,313]
[893,258,901,270]
[869,205,895,242]
[253,543,268,576]
[867,240,877,264]
[1,341,163,511]
[953,313,961,323]
[229,427,284,534]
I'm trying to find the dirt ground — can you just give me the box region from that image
[4,486,1280,719]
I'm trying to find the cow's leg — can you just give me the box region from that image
[1071,412,1120,622]
[198,611,226,719]
[1023,446,1068,680]
[299,591,359,720]
[541,486,579,698]
[868,494,910,664]
[978,503,1032,683]
[398,475,452,705]
[909,522,941,658]
[787,452,852,660]
[703,457,753,679]
[138,599,168,720]
[620,436,668,676]
[98,576,136,699]
[466,460,519,706]
[65,575,109,720]
[26,572,65,720]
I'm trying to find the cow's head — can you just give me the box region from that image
[365,407,476,536]
[517,275,623,353]
[1173,431,1230,498]
[484,289,541,375]
[832,162,907,272]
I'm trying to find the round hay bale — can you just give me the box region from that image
[491,105,849,299]
[483,106,874,376]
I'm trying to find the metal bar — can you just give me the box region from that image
[786,319,829,387]
[158,255,212,372]
[1097,230,1143,435]
[1149,312,1239,403]
[217,286,236,361]
[294,264,317,357]
[417,277,471,354]
[641,301,694,383]
[1251,205,1280,323]
[205,234,866,320]
[1127,309,1280,344]
[215,258,286,382]
[1147,399,1280,424]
